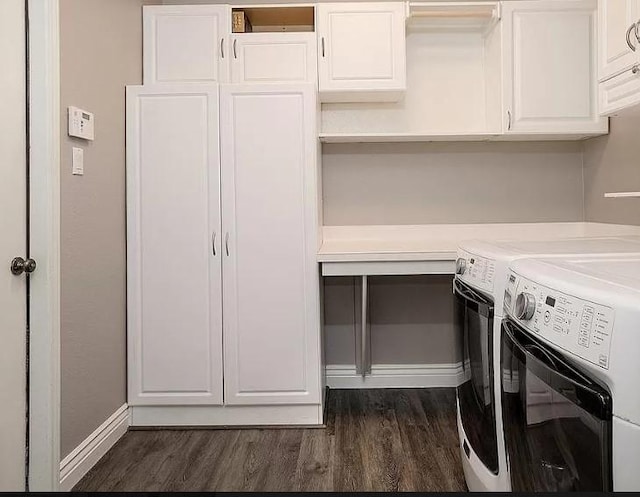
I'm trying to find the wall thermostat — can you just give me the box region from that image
[68,106,95,141]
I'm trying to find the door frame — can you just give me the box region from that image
[27,0,61,490]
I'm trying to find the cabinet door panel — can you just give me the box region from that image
[598,0,640,81]
[144,6,230,84]
[317,2,406,101]
[220,84,320,405]
[503,0,607,134]
[231,33,317,84]
[599,63,640,114]
[127,86,223,405]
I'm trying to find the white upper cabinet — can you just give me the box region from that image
[230,33,317,84]
[598,0,640,82]
[597,0,640,115]
[127,85,223,406]
[220,84,321,406]
[317,2,406,102]
[143,5,230,85]
[502,0,607,135]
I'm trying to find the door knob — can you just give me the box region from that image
[11,257,37,276]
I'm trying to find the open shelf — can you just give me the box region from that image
[319,131,604,143]
[604,192,640,198]
[319,132,499,143]
[232,6,314,33]
[407,1,500,32]
[321,15,503,139]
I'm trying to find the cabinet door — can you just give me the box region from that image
[598,0,640,81]
[230,33,317,84]
[317,2,406,102]
[599,62,640,115]
[502,0,607,134]
[127,86,223,405]
[143,6,230,85]
[220,84,321,406]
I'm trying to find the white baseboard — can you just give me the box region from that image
[325,363,464,389]
[59,403,129,492]
[129,403,323,427]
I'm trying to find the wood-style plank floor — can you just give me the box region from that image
[74,388,467,492]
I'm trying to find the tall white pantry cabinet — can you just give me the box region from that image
[126,83,323,425]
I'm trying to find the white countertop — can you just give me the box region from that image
[318,222,640,264]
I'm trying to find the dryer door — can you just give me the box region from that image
[454,278,497,474]
[501,318,612,491]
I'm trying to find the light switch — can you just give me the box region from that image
[72,147,84,175]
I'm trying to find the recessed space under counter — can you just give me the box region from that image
[319,222,640,275]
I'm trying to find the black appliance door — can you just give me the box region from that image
[501,319,612,491]
[454,278,497,474]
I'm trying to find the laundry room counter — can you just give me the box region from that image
[318,222,640,276]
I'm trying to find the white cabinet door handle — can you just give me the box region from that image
[233,39,238,59]
[225,233,230,256]
[507,111,512,131]
[212,232,217,256]
[220,38,225,59]
[321,37,325,58]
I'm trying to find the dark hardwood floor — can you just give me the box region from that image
[74,388,467,492]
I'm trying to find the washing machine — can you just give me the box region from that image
[453,237,640,492]
[502,255,640,491]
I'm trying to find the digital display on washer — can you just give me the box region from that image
[545,296,556,308]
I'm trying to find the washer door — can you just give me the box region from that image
[454,278,497,474]
[501,319,612,491]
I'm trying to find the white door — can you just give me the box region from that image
[502,0,607,134]
[0,0,27,490]
[230,33,317,84]
[220,84,321,406]
[127,85,223,405]
[143,5,231,85]
[317,2,406,102]
[598,0,640,81]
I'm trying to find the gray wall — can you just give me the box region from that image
[322,142,585,367]
[325,276,460,366]
[59,0,155,459]
[323,141,585,226]
[583,114,640,226]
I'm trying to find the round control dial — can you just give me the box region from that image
[515,292,536,320]
[455,258,467,275]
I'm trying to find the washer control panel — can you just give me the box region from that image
[504,271,615,370]
[456,249,496,294]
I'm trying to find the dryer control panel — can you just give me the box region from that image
[504,271,615,370]
[456,249,496,294]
